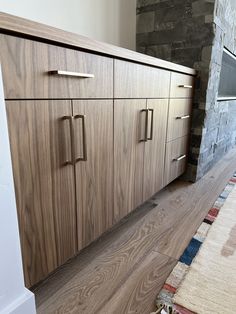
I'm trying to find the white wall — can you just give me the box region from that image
[0,0,137,50]
[0,65,35,313]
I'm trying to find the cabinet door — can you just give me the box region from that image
[72,100,113,249]
[143,99,168,200]
[165,136,188,185]
[6,100,76,287]
[0,34,113,99]
[114,60,170,98]
[167,98,192,142]
[114,99,146,222]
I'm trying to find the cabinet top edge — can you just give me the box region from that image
[0,12,197,76]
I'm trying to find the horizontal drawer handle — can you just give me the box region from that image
[173,154,186,162]
[176,115,190,120]
[49,70,95,78]
[178,85,192,89]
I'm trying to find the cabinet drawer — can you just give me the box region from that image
[114,60,170,98]
[0,34,113,99]
[170,72,194,98]
[167,99,192,142]
[165,136,188,185]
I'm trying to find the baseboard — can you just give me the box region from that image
[1,289,36,314]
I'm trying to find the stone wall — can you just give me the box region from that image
[137,0,236,181]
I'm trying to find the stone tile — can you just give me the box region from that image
[154,6,191,31]
[146,44,171,59]
[191,108,206,128]
[137,11,155,34]
[171,46,202,66]
[147,23,187,45]
[136,32,149,46]
[201,46,212,63]
[185,22,214,46]
[192,0,215,17]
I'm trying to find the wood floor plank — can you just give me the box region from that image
[34,200,157,306]
[153,149,236,259]
[98,251,176,314]
[34,148,236,314]
[36,208,168,313]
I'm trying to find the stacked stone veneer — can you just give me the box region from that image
[137,0,236,181]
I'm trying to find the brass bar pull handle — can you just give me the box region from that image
[147,109,154,141]
[173,154,186,162]
[61,116,74,165]
[140,109,149,142]
[176,115,190,120]
[74,114,87,162]
[178,85,192,89]
[49,70,94,78]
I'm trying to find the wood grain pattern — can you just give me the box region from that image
[0,34,113,99]
[98,251,176,314]
[167,98,192,142]
[36,210,172,313]
[170,72,195,98]
[114,99,146,222]
[34,148,236,314]
[114,60,171,98]
[164,136,189,185]
[154,150,236,259]
[6,100,76,287]
[73,100,113,249]
[0,12,197,75]
[143,99,169,200]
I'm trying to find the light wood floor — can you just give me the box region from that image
[34,148,236,314]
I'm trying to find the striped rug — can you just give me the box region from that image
[153,172,236,314]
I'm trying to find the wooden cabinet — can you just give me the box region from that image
[143,99,169,200]
[0,14,196,288]
[114,99,146,222]
[6,100,77,287]
[73,100,113,249]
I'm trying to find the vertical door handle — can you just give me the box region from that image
[61,116,74,165]
[147,109,154,141]
[140,109,149,142]
[74,114,87,162]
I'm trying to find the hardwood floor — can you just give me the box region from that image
[34,148,236,314]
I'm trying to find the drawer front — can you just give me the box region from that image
[170,72,194,98]
[0,34,113,99]
[167,98,192,142]
[114,59,170,98]
[165,136,188,185]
